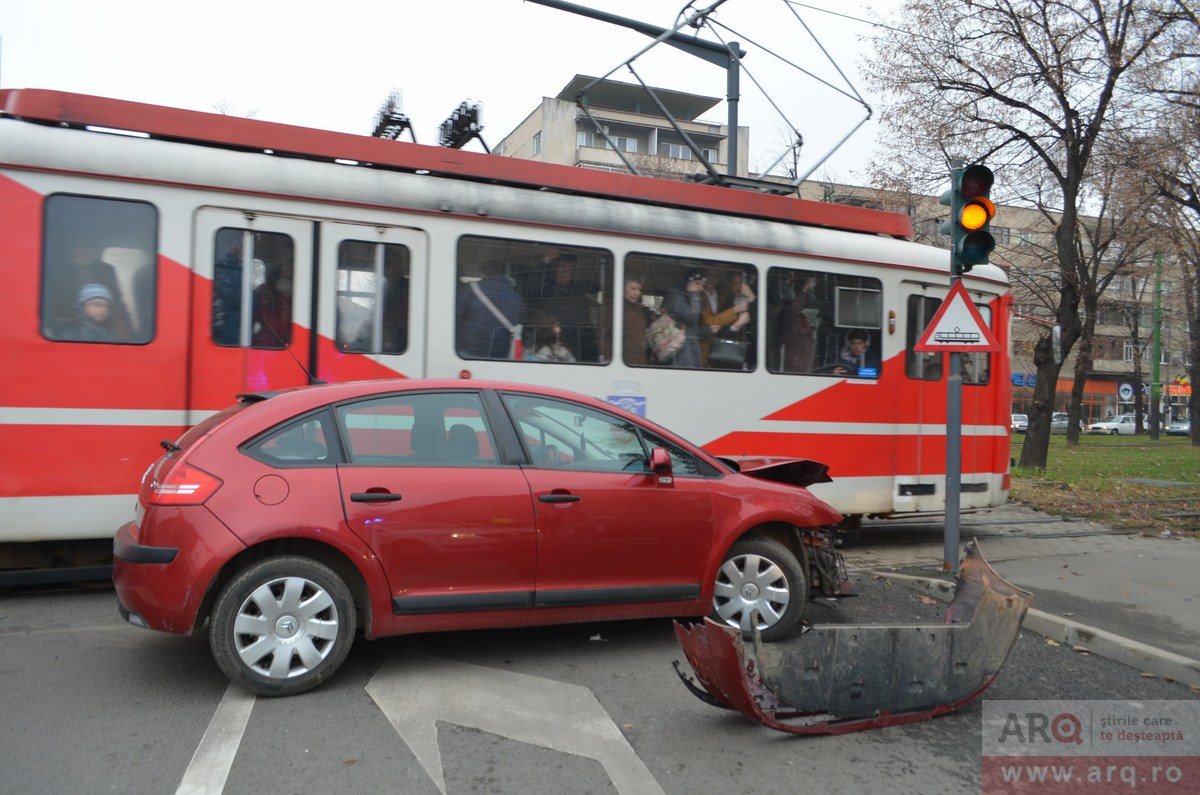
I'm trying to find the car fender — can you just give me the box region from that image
[702,483,842,599]
[215,524,393,638]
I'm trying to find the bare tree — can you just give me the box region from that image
[1136,6,1200,443]
[866,0,1187,468]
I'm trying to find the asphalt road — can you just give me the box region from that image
[1,568,1194,795]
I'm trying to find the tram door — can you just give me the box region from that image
[894,282,1000,513]
[315,222,428,383]
[894,282,946,512]
[189,209,316,416]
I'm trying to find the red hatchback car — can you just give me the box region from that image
[114,380,843,696]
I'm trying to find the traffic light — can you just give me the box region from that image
[940,164,996,273]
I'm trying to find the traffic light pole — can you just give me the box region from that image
[944,159,964,572]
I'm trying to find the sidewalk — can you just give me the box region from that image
[840,502,1200,685]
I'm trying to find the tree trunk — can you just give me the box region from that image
[1019,334,1066,469]
[1067,296,1099,446]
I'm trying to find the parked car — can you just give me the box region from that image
[1050,412,1084,434]
[1087,414,1137,435]
[1010,413,1029,433]
[114,379,846,696]
[1164,419,1192,436]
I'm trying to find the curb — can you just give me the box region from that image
[870,571,1200,689]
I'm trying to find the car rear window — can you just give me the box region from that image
[244,412,338,466]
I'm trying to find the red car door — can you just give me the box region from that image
[500,393,713,607]
[335,391,536,616]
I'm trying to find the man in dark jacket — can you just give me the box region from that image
[456,262,524,359]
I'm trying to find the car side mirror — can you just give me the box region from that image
[650,447,673,484]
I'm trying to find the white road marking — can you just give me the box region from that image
[175,684,256,795]
[366,653,664,795]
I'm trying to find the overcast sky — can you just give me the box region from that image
[0,0,897,181]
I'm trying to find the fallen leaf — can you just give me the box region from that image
[1122,593,1132,597]
[917,594,939,606]
[1071,571,1083,576]
[622,723,634,729]
[343,760,359,767]
[1064,612,1075,617]
[1189,685,1200,694]
[1072,645,1090,654]
[1139,672,1156,678]
[1046,638,1061,647]
[1061,564,1069,569]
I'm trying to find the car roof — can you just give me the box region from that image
[218,378,720,466]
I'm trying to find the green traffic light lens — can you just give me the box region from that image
[961,230,996,264]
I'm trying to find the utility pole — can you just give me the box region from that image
[1150,253,1163,439]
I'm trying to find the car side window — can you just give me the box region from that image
[244,413,336,467]
[501,394,648,472]
[639,429,702,476]
[336,392,497,466]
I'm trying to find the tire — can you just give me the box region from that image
[711,537,806,641]
[210,556,356,697]
[1111,428,1118,435]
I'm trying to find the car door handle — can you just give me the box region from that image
[351,492,403,503]
[538,493,581,504]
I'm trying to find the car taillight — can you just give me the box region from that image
[149,463,223,505]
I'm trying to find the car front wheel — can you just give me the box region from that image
[210,556,356,697]
[712,537,806,641]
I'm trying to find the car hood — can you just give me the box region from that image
[716,456,833,489]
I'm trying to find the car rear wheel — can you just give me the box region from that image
[712,537,806,641]
[210,556,356,697]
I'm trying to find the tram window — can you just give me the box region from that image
[623,253,757,371]
[961,305,992,386]
[40,194,157,345]
[335,240,410,355]
[212,228,294,349]
[456,236,613,365]
[765,267,882,378]
[906,295,943,381]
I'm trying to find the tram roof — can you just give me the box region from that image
[0,88,912,240]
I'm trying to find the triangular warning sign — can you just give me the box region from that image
[914,281,1002,353]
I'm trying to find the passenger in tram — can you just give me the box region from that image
[456,261,525,359]
[662,270,708,368]
[250,260,293,348]
[540,252,597,363]
[528,312,576,363]
[47,238,134,341]
[622,275,652,365]
[700,269,755,368]
[60,283,119,342]
[775,272,818,372]
[831,328,880,377]
[380,256,409,354]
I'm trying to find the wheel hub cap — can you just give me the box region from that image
[275,616,299,638]
[741,583,761,601]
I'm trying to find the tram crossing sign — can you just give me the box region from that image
[913,281,1001,353]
